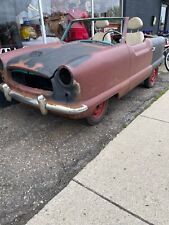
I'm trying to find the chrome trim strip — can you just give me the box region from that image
[0,83,88,115]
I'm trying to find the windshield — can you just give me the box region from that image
[60,17,127,45]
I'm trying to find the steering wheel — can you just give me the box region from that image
[103,29,122,43]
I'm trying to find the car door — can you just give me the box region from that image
[127,38,153,91]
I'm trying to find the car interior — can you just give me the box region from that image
[91,17,144,46]
[125,17,144,45]
[86,17,145,46]
[92,20,112,43]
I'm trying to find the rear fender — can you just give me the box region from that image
[151,36,165,68]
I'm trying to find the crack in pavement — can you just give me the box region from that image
[140,115,169,125]
[73,179,155,225]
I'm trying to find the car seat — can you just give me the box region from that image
[92,20,111,43]
[126,17,144,45]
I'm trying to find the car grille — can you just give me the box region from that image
[10,69,53,91]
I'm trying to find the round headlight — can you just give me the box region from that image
[59,67,72,86]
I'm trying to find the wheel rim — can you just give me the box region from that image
[92,102,106,119]
[150,68,158,85]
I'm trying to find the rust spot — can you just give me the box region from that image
[9,59,44,71]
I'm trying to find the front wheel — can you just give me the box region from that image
[164,50,169,71]
[86,100,109,125]
[144,68,158,88]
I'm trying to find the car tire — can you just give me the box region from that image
[164,50,169,71]
[144,68,158,88]
[86,100,109,125]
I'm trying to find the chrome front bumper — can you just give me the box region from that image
[0,83,88,115]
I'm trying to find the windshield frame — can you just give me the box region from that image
[60,17,129,43]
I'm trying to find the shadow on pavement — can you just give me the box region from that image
[0,92,17,108]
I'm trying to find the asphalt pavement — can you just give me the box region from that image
[26,88,169,225]
[0,65,169,225]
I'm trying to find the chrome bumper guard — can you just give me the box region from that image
[0,83,88,115]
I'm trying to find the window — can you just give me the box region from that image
[0,0,122,54]
[0,0,42,52]
[94,0,121,17]
[160,4,167,32]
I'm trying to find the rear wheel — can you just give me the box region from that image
[164,50,169,71]
[86,100,109,125]
[144,68,158,88]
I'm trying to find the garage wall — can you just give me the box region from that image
[123,0,161,34]
[164,7,169,31]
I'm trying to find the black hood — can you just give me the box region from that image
[7,42,106,78]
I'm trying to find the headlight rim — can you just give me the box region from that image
[58,66,73,87]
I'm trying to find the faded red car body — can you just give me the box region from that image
[0,17,165,124]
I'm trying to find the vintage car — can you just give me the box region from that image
[0,17,165,125]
